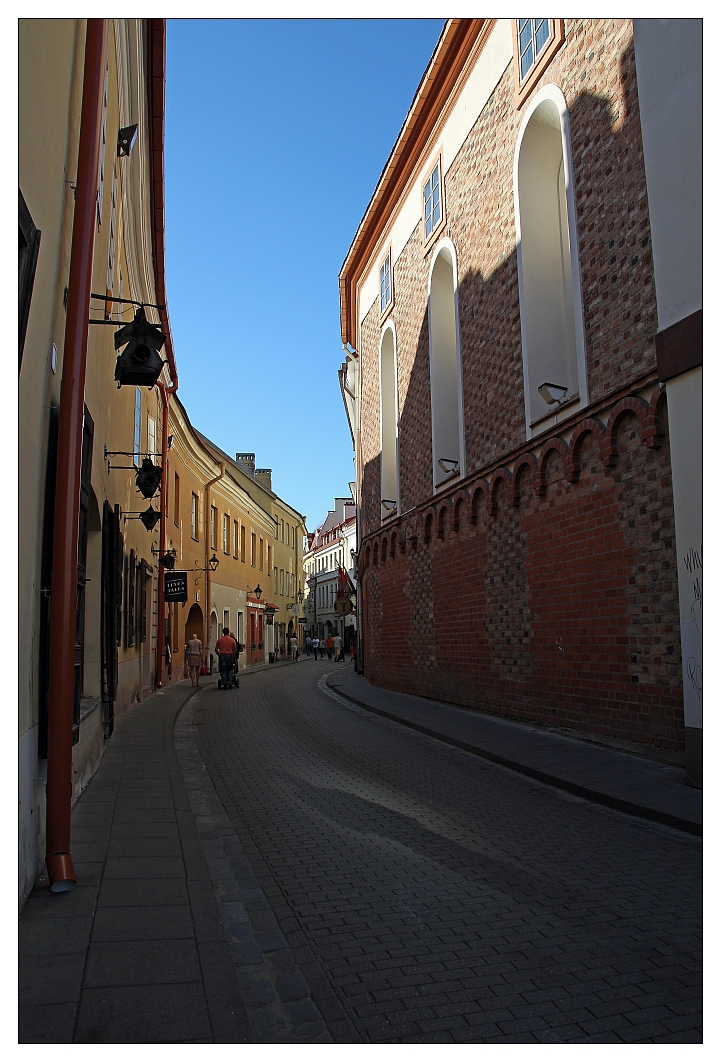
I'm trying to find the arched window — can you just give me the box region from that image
[428,239,464,489]
[379,323,399,518]
[515,86,587,435]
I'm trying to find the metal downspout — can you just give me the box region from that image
[45,19,108,892]
[154,379,177,689]
[205,464,225,665]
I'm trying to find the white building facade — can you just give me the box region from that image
[303,497,357,648]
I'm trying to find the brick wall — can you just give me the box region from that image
[356,20,684,755]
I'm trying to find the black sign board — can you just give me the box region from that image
[164,570,188,603]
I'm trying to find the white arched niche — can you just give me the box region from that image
[514,84,588,437]
[428,238,465,489]
[379,321,399,519]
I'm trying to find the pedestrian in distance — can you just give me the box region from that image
[215,627,236,689]
[333,633,342,661]
[289,634,298,661]
[326,632,334,660]
[312,637,319,659]
[186,633,204,688]
[305,635,312,657]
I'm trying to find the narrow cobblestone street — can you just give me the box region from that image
[192,660,702,1044]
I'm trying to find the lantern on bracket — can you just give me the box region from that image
[114,307,166,388]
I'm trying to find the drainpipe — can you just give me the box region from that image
[154,378,177,689]
[205,463,225,665]
[45,19,108,892]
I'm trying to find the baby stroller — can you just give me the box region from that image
[217,649,240,689]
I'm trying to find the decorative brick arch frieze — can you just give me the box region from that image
[470,481,488,525]
[511,453,538,506]
[436,500,452,540]
[644,385,666,450]
[488,468,512,517]
[423,508,436,545]
[372,540,379,566]
[453,489,471,531]
[380,534,389,562]
[605,396,650,467]
[536,438,570,497]
[568,418,607,482]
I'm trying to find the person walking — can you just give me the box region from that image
[289,634,298,662]
[186,632,204,688]
[305,635,312,657]
[325,632,334,660]
[312,636,319,660]
[214,627,236,689]
[333,633,342,662]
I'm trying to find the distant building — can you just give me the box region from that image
[304,498,357,648]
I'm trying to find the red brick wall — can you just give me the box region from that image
[356,21,684,754]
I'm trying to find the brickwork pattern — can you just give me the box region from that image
[194,663,702,1044]
[356,20,678,753]
[361,392,683,754]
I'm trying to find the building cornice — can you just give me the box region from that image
[338,18,491,349]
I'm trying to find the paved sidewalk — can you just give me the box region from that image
[327,668,701,836]
[19,679,251,1044]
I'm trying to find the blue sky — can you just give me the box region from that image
[164,18,445,532]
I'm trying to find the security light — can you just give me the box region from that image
[381,499,397,511]
[437,458,459,474]
[538,382,568,405]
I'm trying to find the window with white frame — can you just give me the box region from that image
[423,161,442,240]
[428,243,463,487]
[223,514,229,554]
[191,493,198,540]
[379,251,392,314]
[210,506,217,549]
[518,19,551,81]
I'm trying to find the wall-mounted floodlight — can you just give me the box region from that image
[437,458,459,475]
[538,382,568,405]
[381,499,397,511]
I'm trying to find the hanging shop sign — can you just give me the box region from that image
[164,570,188,603]
[334,596,353,616]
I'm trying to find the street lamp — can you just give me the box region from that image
[253,585,262,600]
[209,553,220,572]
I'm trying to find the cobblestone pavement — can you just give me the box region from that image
[192,661,702,1044]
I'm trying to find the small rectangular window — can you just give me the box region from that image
[223,514,229,554]
[134,388,142,467]
[191,493,198,540]
[268,544,272,572]
[233,520,239,558]
[423,161,442,240]
[380,252,392,314]
[280,570,285,596]
[251,532,256,567]
[241,524,246,562]
[210,506,217,549]
[259,536,264,571]
[223,608,230,633]
[174,473,180,527]
[274,567,278,594]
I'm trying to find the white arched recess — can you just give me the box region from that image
[428,237,465,490]
[379,320,400,519]
[514,84,588,438]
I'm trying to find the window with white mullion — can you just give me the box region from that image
[379,252,391,313]
[423,162,441,239]
[518,19,551,81]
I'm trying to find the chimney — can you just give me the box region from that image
[254,468,272,492]
[236,452,255,477]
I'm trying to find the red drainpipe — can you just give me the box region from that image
[45,19,108,892]
[146,19,179,689]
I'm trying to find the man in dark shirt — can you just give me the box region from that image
[215,627,236,689]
